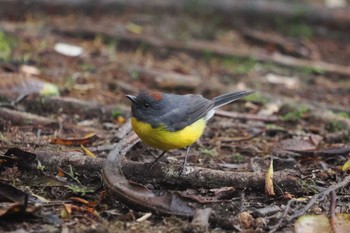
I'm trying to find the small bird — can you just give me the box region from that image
[126,90,254,170]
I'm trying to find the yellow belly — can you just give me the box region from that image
[131,117,206,151]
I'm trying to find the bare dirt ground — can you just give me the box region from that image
[0,1,350,232]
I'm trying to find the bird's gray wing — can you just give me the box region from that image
[160,94,214,131]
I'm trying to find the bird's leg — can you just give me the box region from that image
[179,146,191,174]
[147,150,167,170]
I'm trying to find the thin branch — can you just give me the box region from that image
[288,175,350,221]
[269,199,295,233]
[329,191,337,233]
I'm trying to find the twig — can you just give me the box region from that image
[0,107,56,126]
[288,175,350,221]
[269,199,296,233]
[270,175,350,232]
[329,191,337,233]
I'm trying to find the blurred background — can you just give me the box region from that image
[1,1,350,232]
[1,0,349,109]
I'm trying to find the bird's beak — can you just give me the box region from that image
[125,95,137,103]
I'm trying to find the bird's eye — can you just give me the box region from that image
[144,103,150,108]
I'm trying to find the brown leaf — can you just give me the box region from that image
[2,148,36,167]
[51,133,97,146]
[0,184,39,218]
[63,203,100,220]
[279,138,317,152]
[70,197,98,208]
[0,183,27,203]
[0,202,39,218]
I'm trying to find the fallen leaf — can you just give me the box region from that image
[0,202,39,218]
[51,133,97,146]
[81,145,96,158]
[57,167,65,177]
[0,73,59,99]
[70,197,89,205]
[283,192,294,200]
[29,175,68,187]
[0,184,39,218]
[2,147,36,167]
[126,22,143,34]
[62,203,100,220]
[0,183,27,203]
[341,159,350,172]
[70,197,97,208]
[295,214,350,233]
[54,42,83,57]
[19,65,40,76]
[62,204,72,219]
[273,138,317,155]
[265,73,300,89]
[265,159,275,196]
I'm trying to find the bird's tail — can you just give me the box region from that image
[212,90,255,108]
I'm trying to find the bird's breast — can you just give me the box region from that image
[131,117,206,151]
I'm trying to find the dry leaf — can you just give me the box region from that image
[265,159,275,196]
[341,159,350,172]
[81,144,96,158]
[295,214,350,233]
[51,133,97,146]
[54,42,83,57]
